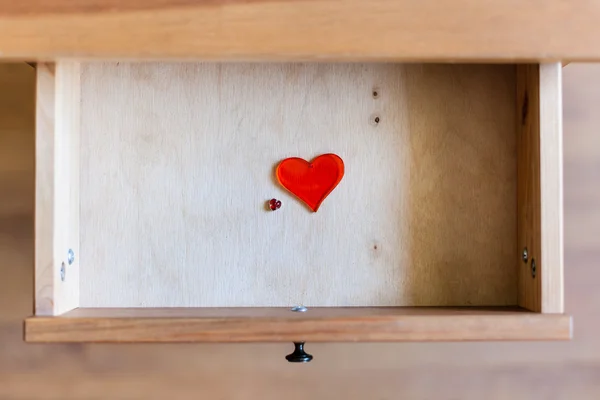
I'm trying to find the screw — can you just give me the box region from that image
[531,259,536,278]
[67,249,75,265]
[291,305,307,312]
[60,262,66,281]
[522,248,528,263]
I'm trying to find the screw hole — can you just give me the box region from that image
[372,89,380,99]
[370,114,381,126]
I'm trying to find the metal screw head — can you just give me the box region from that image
[67,249,75,265]
[60,262,66,282]
[522,248,528,263]
[531,259,537,278]
[291,305,307,312]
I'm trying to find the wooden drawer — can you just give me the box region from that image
[25,62,570,344]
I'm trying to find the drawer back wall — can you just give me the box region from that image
[79,63,517,307]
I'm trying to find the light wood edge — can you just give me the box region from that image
[540,63,564,313]
[0,1,594,61]
[24,308,572,342]
[51,307,534,318]
[34,62,81,316]
[516,63,563,313]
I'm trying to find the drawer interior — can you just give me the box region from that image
[79,63,516,308]
[27,62,568,342]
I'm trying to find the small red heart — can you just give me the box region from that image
[276,154,344,212]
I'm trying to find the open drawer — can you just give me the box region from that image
[25,62,570,344]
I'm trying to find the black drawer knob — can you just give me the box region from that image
[285,342,313,363]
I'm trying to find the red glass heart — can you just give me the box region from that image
[276,154,344,212]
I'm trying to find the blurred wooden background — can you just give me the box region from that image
[0,63,599,399]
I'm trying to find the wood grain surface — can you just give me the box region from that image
[34,62,81,316]
[1,62,600,398]
[2,0,600,61]
[516,64,564,313]
[78,63,516,308]
[25,307,571,343]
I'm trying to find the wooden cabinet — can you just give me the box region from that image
[10,0,582,347]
